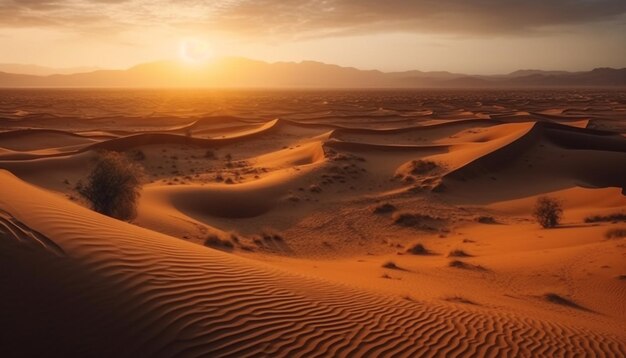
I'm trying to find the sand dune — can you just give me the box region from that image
[1,89,625,357]
[1,171,624,357]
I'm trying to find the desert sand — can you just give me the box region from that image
[0,89,625,357]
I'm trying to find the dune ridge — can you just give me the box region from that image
[1,171,624,357]
[1,90,625,357]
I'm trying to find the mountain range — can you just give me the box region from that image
[0,57,624,88]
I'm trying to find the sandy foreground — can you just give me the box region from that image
[0,89,625,357]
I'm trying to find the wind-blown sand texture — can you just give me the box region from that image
[1,89,625,357]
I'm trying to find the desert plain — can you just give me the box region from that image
[0,89,625,357]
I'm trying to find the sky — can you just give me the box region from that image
[0,0,625,74]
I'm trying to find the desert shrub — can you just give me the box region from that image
[476,216,496,224]
[533,196,563,228]
[204,150,216,159]
[448,249,471,258]
[448,260,467,269]
[543,293,585,310]
[392,212,443,231]
[605,228,626,239]
[408,160,438,175]
[382,261,400,269]
[406,243,428,255]
[585,213,626,223]
[128,149,146,161]
[204,234,234,250]
[373,203,397,214]
[78,151,143,221]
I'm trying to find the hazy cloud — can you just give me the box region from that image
[1,0,625,37]
[211,0,626,37]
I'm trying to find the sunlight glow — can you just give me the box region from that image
[178,39,214,64]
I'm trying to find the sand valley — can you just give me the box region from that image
[1,89,625,357]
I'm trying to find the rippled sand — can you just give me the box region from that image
[1,89,625,357]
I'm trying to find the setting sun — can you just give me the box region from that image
[179,39,214,64]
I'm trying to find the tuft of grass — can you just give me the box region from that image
[448,260,486,271]
[204,150,217,159]
[408,160,438,175]
[373,203,397,214]
[261,230,284,242]
[448,249,471,258]
[443,296,477,305]
[128,149,146,161]
[204,234,234,251]
[476,216,496,224]
[406,243,428,255]
[543,293,586,310]
[382,261,400,270]
[605,228,626,239]
[392,212,443,231]
[585,213,626,223]
[448,260,467,269]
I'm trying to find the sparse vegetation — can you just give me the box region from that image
[448,260,467,269]
[476,216,496,224]
[443,296,477,305]
[204,234,234,251]
[543,293,586,310]
[448,260,485,270]
[261,230,284,242]
[128,149,146,161]
[78,151,143,221]
[407,160,438,175]
[382,261,400,269]
[448,249,471,258]
[406,243,428,255]
[204,150,216,159]
[392,212,443,231]
[605,228,626,239]
[533,196,563,228]
[585,213,626,223]
[373,203,396,214]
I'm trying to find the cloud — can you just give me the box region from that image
[210,0,626,37]
[1,0,625,38]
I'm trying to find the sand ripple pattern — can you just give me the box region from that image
[0,172,624,357]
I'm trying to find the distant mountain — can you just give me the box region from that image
[0,57,624,88]
[504,69,574,78]
[0,63,101,76]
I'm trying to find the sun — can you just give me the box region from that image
[178,39,213,64]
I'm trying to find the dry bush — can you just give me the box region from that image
[476,216,496,224]
[605,228,626,239]
[408,160,438,175]
[392,212,443,231]
[533,196,563,228]
[204,234,234,251]
[382,261,400,269]
[78,151,143,221]
[585,213,626,223]
[448,249,471,258]
[406,243,428,255]
[448,260,467,269]
[373,203,397,214]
